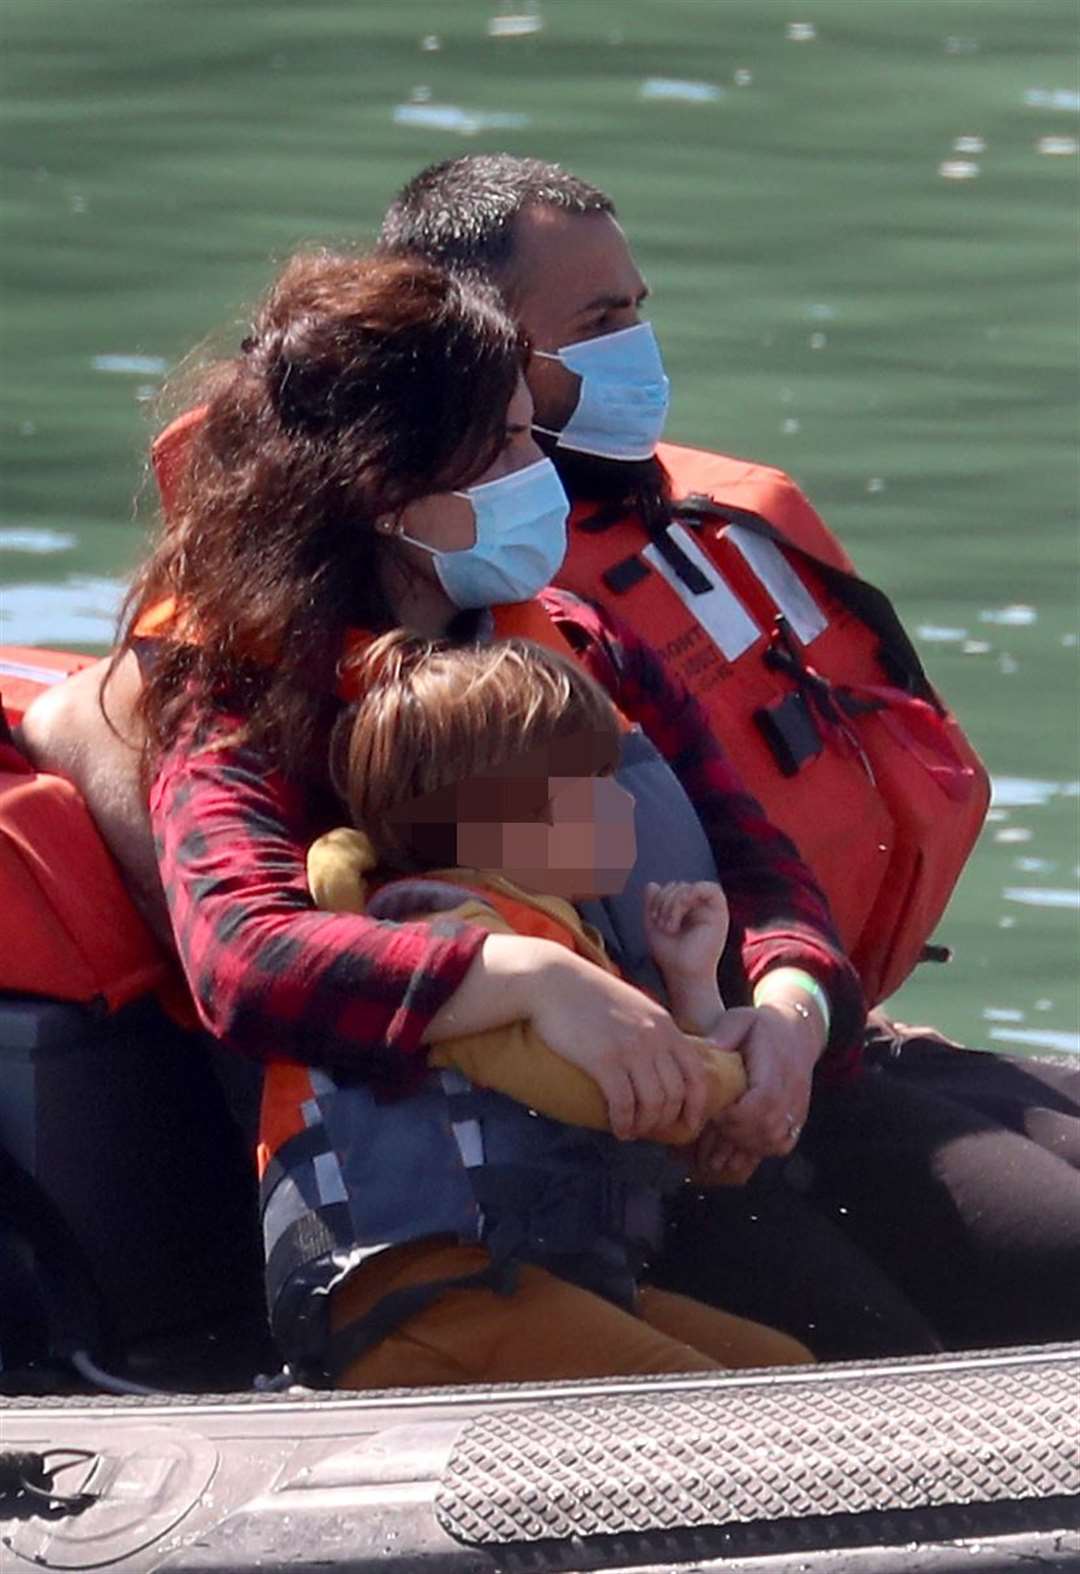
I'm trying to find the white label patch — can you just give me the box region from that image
[642,523,759,660]
[726,525,828,646]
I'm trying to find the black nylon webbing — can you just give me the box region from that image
[674,495,941,710]
[323,1258,518,1382]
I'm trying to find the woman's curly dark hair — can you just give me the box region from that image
[115,250,525,776]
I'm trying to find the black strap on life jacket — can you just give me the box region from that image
[677,495,941,710]
[320,1256,518,1385]
[579,490,942,714]
[755,614,884,783]
[582,497,713,598]
[317,1144,670,1383]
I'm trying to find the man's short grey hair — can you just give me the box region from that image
[378,154,615,279]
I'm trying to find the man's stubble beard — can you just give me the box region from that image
[539,440,673,536]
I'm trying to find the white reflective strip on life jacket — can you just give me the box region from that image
[439,1068,486,1170]
[439,1067,486,1235]
[725,524,828,646]
[451,1119,484,1169]
[313,1150,349,1207]
[263,1173,309,1254]
[0,657,72,687]
[642,523,759,660]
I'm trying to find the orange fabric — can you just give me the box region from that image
[0,742,169,1010]
[0,646,97,729]
[150,404,208,518]
[133,596,181,639]
[445,879,613,964]
[555,441,990,1004]
[330,1239,812,1388]
[256,1060,316,1180]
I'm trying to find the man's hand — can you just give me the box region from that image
[684,1002,822,1185]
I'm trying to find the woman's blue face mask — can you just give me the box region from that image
[532,321,671,462]
[397,458,570,610]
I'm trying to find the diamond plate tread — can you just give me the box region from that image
[436,1356,1080,1546]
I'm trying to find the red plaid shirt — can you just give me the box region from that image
[151,590,864,1092]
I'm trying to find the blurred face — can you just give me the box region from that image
[505,207,651,432]
[393,730,637,899]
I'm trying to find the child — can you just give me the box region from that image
[258,632,811,1387]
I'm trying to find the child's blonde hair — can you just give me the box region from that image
[332,631,622,870]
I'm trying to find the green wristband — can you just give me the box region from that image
[753,967,832,1036]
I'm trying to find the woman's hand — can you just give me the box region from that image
[426,933,711,1143]
[526,946,712,1142]
[685,1002,823,1185]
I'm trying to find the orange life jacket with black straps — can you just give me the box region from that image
[555,441,990,1005]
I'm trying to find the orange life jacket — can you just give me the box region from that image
[555,442,990,1004]
[0,735,169,1010]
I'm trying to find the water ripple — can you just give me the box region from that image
[979,604,1036,626]
[1,578,123,645]
[92,354,166,376]
[1024,88,1080,112]
[939,160,980,181]
[991,777,1080,808]
[989,1026,1080,1056]
[392,103,529,133]
[640,78,723,103]
[487,12,544,38]
[0,527,76,554]
[1037,136,1079,157]
[1002,887,1080,910]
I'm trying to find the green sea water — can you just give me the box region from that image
[2,0,1077,1055]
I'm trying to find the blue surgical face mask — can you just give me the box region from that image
[532,321,671,462]
[397,457,569,610]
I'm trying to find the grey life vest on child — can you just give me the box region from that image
[261,725,721,1382]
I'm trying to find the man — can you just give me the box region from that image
[22,155,1079,1354]
[376,156,1080,1352]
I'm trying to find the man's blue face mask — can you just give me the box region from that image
[533,322,671,463]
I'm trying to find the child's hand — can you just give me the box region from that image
[644,881,729,986]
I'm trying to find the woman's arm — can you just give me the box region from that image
[19,652,172,940]
[152,720,486,1093]
[153,718,713,1137]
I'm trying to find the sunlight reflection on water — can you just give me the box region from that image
[0,528,76,554]
[2,580,123,645]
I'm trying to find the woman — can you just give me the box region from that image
[110,249,926,1373]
